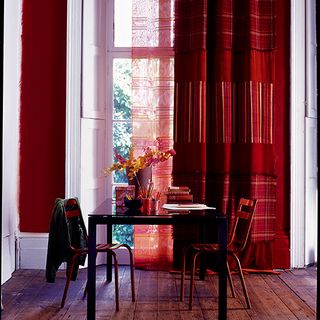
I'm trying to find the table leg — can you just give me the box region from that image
[218,218,228,320]
[199,223,206,280]
[87,218,97,320]
[107,223,113,282]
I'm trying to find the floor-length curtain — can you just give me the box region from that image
[173,0,278,269]
[132,0,175,269]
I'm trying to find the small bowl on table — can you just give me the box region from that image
[124,197,143,210]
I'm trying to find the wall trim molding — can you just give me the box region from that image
[2,0,22,284]
[65,0,83,199]
[290,0,318,267]
[290,0,306,268]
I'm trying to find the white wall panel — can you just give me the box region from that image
[2,0,21,284]
[305,118,318,265]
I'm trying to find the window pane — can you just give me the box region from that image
[113,225,133,247]
[113,59,132,120]
[114,0,132,47]
[112,122,132,183]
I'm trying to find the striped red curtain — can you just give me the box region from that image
[173,0,280,269]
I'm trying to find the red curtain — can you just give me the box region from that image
[132,0,175,269]
[19,0,67,232]
[132,0,290,270]
[173,0,289,270]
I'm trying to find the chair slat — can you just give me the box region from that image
[65,209,81,219]
[236,211,252,220]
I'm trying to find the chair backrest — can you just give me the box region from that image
[64,198,88,245]
[46,198,87,282]
[228,198,257,252]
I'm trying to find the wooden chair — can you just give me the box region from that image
[180,198,257,310]
[57,198,135,310]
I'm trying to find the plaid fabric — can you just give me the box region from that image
[207,173,276,242]
[174,0,207,52]
[175,0,276,52]
[209,0,276,50]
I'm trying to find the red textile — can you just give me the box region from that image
[19,0,67,232]
[132,0,175,268]
[206,174,277,242]
[208,0,276,50]
[173,0,290,269]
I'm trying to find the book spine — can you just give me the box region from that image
[166,194,193,202]
[166,191,190,196]
[167,199,193,204]
[168,186,190,191]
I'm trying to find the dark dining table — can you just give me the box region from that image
[87,199,228,319]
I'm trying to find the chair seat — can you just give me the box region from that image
[191,243,220,251]
[96,243,129,251]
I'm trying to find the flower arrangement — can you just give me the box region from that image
[104,140,176,181]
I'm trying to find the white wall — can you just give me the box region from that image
[2,0,22,284]
[304,0,318,266]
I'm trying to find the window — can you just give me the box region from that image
[109,0,133,246]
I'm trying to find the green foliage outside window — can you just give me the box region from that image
[112,225,133,247]
[112,59,134,247]
[113,60,132,184]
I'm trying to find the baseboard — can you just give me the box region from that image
[1,235,16,284]
[17,233,49,269]
[16,233,132,269]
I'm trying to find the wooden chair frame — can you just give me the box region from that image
[180,198,257,310]
[60,198,135,311]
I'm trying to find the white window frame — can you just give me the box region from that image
[290,0,318,267]
[105,0,132,200]
[66,0,82,198]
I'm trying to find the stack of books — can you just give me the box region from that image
[166,186,193,204]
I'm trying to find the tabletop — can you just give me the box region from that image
[89,198,226,223]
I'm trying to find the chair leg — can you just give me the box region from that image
[119,244,135,302]
[61,257,77,308]
[227,261,236,298]
[127,246,135,302]
[83,282,88,299]
[111,252,120,311]
[83,251,99,299]
[180,245,189,302]
[231,253,251,309]
[189,251,201,311]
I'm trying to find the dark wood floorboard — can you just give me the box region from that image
[1,265,317,319]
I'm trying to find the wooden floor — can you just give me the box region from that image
[1,265,317,319]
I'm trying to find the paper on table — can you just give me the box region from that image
[162,203,216,210]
